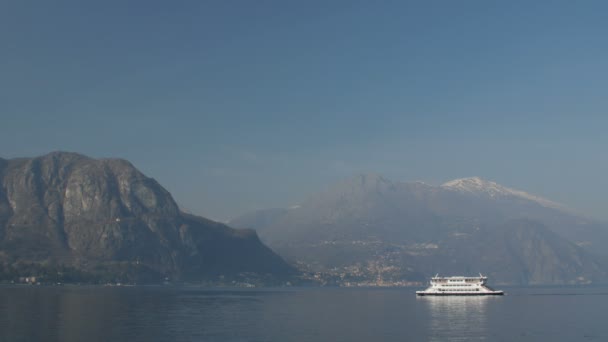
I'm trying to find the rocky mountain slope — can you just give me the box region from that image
[0,152,293,283]
[231,174,608,285]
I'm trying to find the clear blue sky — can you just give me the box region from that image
[2,1,608,221]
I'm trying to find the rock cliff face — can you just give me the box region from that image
[0,152,292,282]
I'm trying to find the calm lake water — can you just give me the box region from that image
[1,285,607,341]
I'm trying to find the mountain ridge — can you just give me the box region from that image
[442,176,565,210]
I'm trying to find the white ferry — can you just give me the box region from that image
[416,274,504,296]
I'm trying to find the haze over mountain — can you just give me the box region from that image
[231,174,608,285]
[0,152,293,283]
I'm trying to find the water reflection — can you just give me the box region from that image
[0,286,290,342]
[419,296,493,341]
[3,286,608,341]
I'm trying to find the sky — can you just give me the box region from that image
[1,1,608,221]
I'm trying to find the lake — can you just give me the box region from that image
[1,285,607,341]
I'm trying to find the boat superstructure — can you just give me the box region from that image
[416,274,504,296]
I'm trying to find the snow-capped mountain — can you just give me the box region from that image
[441,177,564,210]
[231,174,608,285]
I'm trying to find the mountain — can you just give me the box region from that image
[440,177,608,256]
[0,152,293,284]
[230,174,608,285]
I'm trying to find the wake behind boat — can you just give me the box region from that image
[416,274,504,296]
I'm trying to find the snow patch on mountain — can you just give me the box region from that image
[441,177,564,210]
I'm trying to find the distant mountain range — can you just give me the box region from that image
[5,152,606,286]
[0,152,293,284]
[231,174,608,285]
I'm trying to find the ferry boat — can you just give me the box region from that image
[416,274,504,296]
